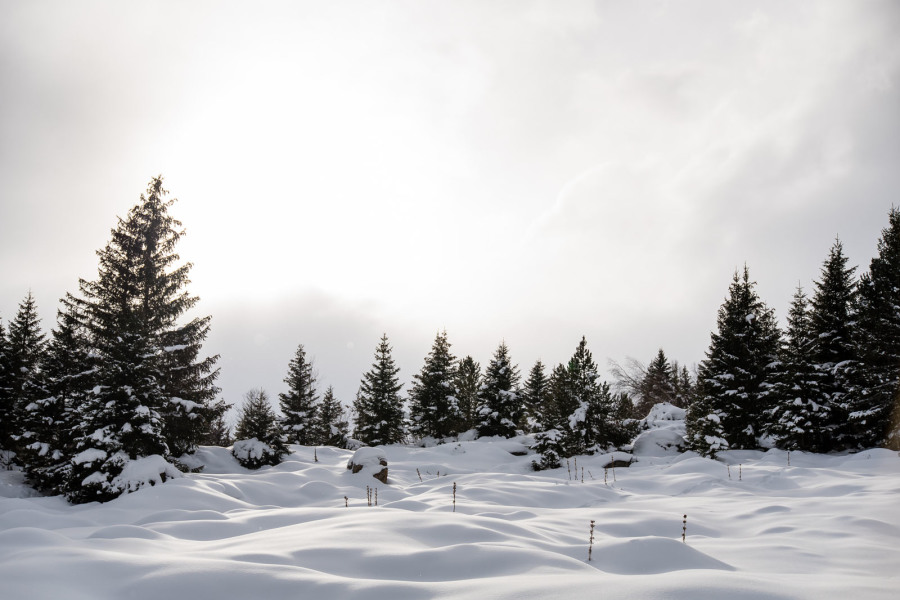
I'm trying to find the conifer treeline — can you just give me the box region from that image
[687,215,900,455]
[1,176,899,503]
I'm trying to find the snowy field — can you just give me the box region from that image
[1,414,897,599]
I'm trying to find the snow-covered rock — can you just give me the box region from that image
[347,446,388,483]
[632,402,687,457]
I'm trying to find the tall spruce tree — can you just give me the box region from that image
[315,386,349,448]
[768,286,827,451]
[475,341,521,439]
[278,344,319,445]
[66,177,219,503]
[686,267,780,455]
[852,208,900,448]
[353,334,405,445]
[408,330,460,441]
[808,239,857,450]
[454,356,481,433]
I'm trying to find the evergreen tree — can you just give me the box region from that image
[475,341,521,439]
[408,330,460,441]
[315,385,349,448]
[852,208,900,448]
[202,412,233,447]
[671,363,695,409]
[232,388,288,469]
[686,267,780,455]
[0,317,15,467]
[353,334,405,445]
[808,239,857,450]
[768,286,827,451]
[454,356,481,433]
[66,177,219,502]
[634,349,676,417]
[278,344,319,445]
[532,339,636,469]
[21,305,95,494]
[6,292,47,463]
[520,360,549,432]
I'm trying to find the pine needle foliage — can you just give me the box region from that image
[353,334,405,445]
[475,341,521,439]
[687,267,780,455]
[278,343,319,445]
[408,330,460,441]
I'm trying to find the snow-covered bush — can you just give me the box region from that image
[231,389,288,469]
[232,438,284,470]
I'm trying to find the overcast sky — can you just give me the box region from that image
[2,1,899,419]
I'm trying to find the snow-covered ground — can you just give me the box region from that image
[1,410,897,599]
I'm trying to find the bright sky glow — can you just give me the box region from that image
[2,1,899,411]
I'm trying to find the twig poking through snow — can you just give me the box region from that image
[588,520,596,562]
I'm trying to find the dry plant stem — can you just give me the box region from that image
[588,520,596,562]
[604,468,608,485]
[682,514,687,543]
[740,464,742,481]
[344,496,348,508]
[314,448,318,463]
[453,482,457,512]
[567,460,572,480]
[417,468,422,482]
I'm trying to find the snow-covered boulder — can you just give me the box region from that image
[347,447,388,484]
[632,402,687,457]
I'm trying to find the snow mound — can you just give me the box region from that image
[0,441,896,600]
[594,536,734,574]
[633,402,687,456]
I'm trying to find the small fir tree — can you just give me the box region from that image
[353,334,405,445]
[278,344,319,445]
[315,386,349,448]
[6,292,47,461]
[0,317,16,462]
[520,360,549,432]
[634,349,676,417]
[21,305,96,495]
[454,356,481,433]
[768,286,827,451]
[671,363,695,409]
[202,411,233,447]
[475,341,521,439]
[232,388,288,469]
[408,330,460,441]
